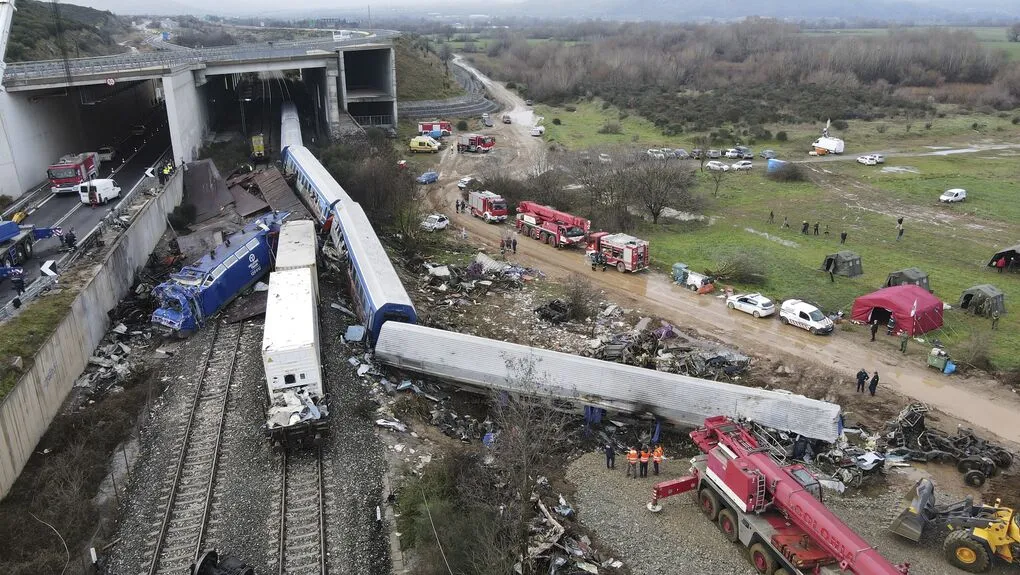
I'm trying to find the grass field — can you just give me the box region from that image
[394,38,464,101]
[0,290,77,400]
[534,100,670,150]
[638,152,1020,369]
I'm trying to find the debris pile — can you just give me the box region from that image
[419,253,545,301]
[264,388,329,429]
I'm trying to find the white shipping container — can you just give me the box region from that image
[276,220,319,299]
[262,268,323,398]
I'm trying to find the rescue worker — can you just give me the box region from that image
[626,447,639,478]
[868,371,880,396]
[813,222,819,236]
[591,252,598,271]
[886,315,896,336]
[455,199,460,212]
[64,228,77,250]
[899,330,909,354]
[499,238,506,256]
[870,320,880,342]
[801,220,809,234]
[840,230,848,245]
[992,309,1001,330]
[604,444,615,469]
[511,235,517,254]
[11,270,26,296]
[652,445,664,475]
[639,446,650,478]
[600,252,608,272]
[855,369,868,393]
[768,210,774,224]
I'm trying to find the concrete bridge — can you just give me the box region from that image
[0,32,399,199]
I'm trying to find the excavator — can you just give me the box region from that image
[890,478,1019,572]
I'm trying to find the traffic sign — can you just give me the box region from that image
[40,260,57,277]
[144,167,155,179]
[106,78,116,86]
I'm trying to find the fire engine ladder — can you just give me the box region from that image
[750,470,769,513]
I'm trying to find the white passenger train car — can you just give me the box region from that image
[262,267,329,448]
[275,220,319,300]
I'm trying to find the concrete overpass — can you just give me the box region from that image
[0,32,399,199]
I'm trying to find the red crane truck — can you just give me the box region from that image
[457,133,495,153]
[648,416,911,575]
[468,190,508,223]
[47,152,100,194]
[515,201,590,248]
[586,232,649,273]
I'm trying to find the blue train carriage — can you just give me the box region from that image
[280,102,303,153]
[335,202,417,344]
[151,211,290,334]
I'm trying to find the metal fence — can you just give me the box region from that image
[3,31,398,84]
[351,115,393,126]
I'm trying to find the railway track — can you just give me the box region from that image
[278,448,328,575]
[146,322,243,575]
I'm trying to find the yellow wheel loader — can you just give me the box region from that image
[890,478,1019,572]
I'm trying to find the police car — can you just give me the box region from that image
[779,299,834,335]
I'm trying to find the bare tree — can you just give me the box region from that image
[1010,23,1020,43]
[708,169,728,198]
[632,161,699,224]
[694,135,711,172]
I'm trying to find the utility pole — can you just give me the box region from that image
[367,5,371,29]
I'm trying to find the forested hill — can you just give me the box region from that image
[8,0,129,63]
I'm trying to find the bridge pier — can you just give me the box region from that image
[162,67,209,164]
[325,60,343,140]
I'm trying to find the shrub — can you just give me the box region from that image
[957,332,994,372]
[831,119,848,130]
[552,118,562,125]
[505,81,516,89]
[711,250,766,285]
[618,112,629,121]
[0,194,13,210]
[775,131,788,141]
[168,203,197,230]
[876,125,888,134]
[597,121,621,134]
[565,105,577,112]
[456,120,469,131]
[602,101,611,110]
[767,163,807,183]
[1013,117,1020,125]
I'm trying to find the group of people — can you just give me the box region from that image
[499,232,518,256]
[453,198,468,214]
[590,251,608,271]
[855,369,881,396]
[768,211,849,245]
[604,444,665,479]
[156,159,179,185]
[868,318,911,353]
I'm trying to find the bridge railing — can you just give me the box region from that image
[351,115,393,126]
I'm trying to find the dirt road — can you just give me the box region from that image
[427,63,1020,449]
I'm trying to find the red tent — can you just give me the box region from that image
[851,285,943,335]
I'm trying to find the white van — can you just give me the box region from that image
[77,179,121,205]
[779,299,834,335]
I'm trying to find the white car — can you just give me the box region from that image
[421,213,450,232]
[724,148,741,159]
[647,149,666,160]
[779,299,833,335]
[458,176,476,190]
[857,155,877,166]
[97,146,117,163]
[731,160,753,171]
[726,293,775,318]
[706,160,730,172]
[598,153,612,164]
[871,153,885,164]
[940,188,967,203]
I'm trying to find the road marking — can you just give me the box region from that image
[52,202,83,228]
[29,192,58,214]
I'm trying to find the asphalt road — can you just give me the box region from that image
[1,127,171,303]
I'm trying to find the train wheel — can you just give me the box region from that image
[964,469,987,488]
[944,530,991,573]
[718,508,738,543]
[749,543,778,575]
[699,488,720,521]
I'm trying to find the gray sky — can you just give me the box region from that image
[71,0,518,17]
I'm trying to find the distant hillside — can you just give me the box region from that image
[8,0,129,63]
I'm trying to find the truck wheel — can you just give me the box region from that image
[532,228,540,240]
[963,470,986,488]
[944,529,991,573]
[749,543,778,575]
[617,262,625,273]
[752,311,760,318]
[549,236,558,248]
[1,256,11,269]
[717,508,738,542]
[698,488,720,521]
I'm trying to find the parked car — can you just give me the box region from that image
[705,160,730,172]
[97,146,117,163]
[661,147,674,157]
[421,213,450,232]
[525,99,533,106]
[458,176,476,189]
[531,126,545,136]
[707,149,722,159]
[483,117,494,127]
[779,299,833,335]
[646,149,666,160]
[502,113,511,124]
[940,188,967,203]
[857,155,877,166]
[871,153,885,164]
[131,124,146,136]
[731,160,753,171]
[598,153,612,164]
[417,171,439,185]
[759,149,777,159]
[674,148,690,159]
[726,293,775,318]
[724,148,741,159]
[736,146,754,159]
[691,149,704,159]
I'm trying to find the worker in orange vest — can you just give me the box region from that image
[653,445,664,475]
[626,447,639,479]
[639,447,650,478]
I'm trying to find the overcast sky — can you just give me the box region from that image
[70,0,518,17]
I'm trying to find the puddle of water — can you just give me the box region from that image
[744,227,799,248]
[880,166,919,174]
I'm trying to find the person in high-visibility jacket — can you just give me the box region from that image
[626,447,639,479]
[652,445,664,475]
[639,447,650,478]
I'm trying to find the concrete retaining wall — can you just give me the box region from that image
[0,90,84,199]
[0,172,184,499]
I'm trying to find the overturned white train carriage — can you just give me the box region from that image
[262,267,329,448]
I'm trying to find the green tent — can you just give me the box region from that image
[820,251,863,278]
[885,267,930,292]
[959,285,1005,317]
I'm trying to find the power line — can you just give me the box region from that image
[418,475,453,575]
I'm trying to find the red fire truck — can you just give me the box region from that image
[467,191,508,223]
[418,120,452,136]
[47,152,99,194]
[515,201,589,248]
[586,232,649,273]
[457,134,495,153]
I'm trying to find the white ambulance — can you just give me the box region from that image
[779,299,834,335]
